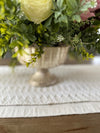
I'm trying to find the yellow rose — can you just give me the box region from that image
[21,0,53,24]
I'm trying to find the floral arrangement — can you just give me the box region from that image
[0,0,100,65]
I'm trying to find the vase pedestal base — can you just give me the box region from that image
[30,69,58,87]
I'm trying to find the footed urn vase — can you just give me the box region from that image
[17,47,69,87]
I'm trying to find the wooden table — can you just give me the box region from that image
[0,113,100,133]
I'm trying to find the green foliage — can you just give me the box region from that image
[52,0,95,24]
[0,0,43,62]
[0,0,100,65]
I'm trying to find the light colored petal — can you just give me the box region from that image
[21,0,53,24]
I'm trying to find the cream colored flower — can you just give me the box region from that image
[21,0,53,24]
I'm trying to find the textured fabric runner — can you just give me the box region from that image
[0,65,100,117]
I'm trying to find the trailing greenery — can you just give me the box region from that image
[0,0,100,65]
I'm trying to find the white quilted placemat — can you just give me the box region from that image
[0,65,100,118]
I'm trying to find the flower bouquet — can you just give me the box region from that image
[0,0,100,86]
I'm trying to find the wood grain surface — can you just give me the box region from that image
[0,113,100,133]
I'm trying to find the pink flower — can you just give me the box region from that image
[81,0,100,21]
[81,12,95,21]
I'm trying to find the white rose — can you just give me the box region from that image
[21,0,53,24]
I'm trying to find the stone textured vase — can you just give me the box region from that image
[17,47,69,87]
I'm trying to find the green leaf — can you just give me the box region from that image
[66,0,78,9]
[58,15,68,24]
[0,1,5,19]
[57,0,64,9]
[0,48,4,56]
[27,34,37,42]
[72,15,81,22]
[44,16,53,27]
[80,2,92,12]
[55,11,61,19]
